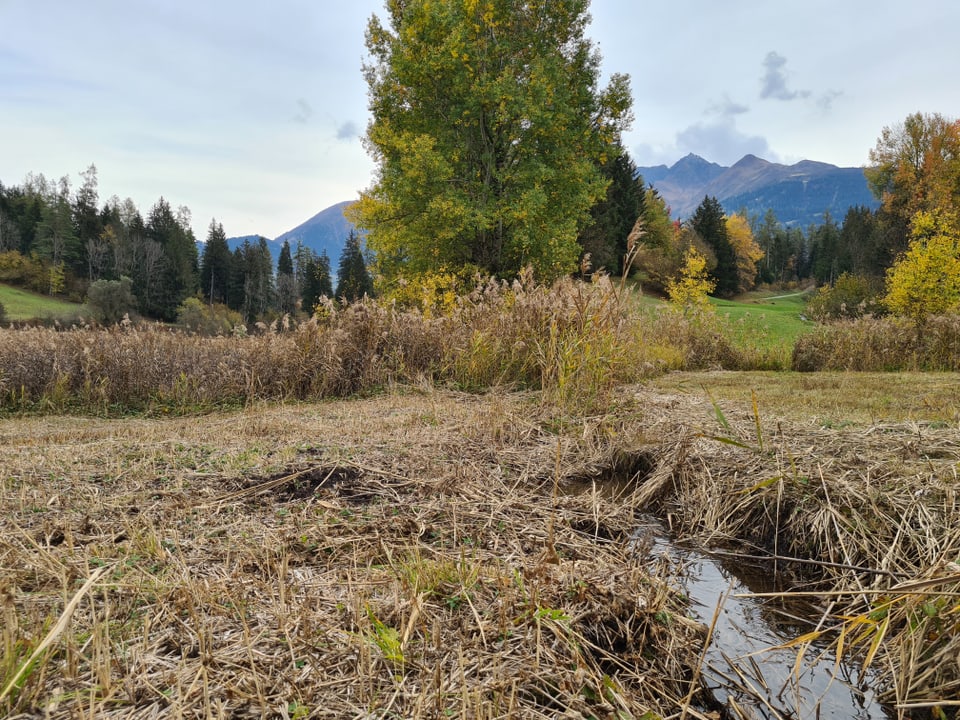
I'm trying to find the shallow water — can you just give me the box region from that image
[636,516,892,719]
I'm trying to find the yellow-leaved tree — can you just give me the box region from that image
[666,247,715,312]
[884,210,960,325]
[725,213,764,293]
[350,0,633,288]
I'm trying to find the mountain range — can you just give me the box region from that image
[227,200,355,262]
[226,153,881,263]
[637,153,879,227]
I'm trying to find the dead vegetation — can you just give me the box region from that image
[0,390,704,719]
[0,276,745,417]
[642,373,960,717]
[2,371,959,718]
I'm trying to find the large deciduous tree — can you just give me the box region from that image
[866,112,960,221]
[865,112,960,261]
[351,0,633,284]
[724,213,763,293]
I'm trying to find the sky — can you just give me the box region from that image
[2,0,958,241]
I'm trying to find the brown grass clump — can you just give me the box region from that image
[792,313,960,371]
[0,303,447,413]
[0,390,704,719]
[0,275,683,415]
[637,306,745,371]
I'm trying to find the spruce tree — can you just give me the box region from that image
[841,206,884,278]
[249,237,275,318]
[200,220,232,305]
[276,240,298,314]
[301,251,334,315]
[73,164,103,277]
[226,246,246,313]
[691,196,738,297]
[578,143,645,275]
[145,197,198,320]
[277,240,293,276]
[335,231,373,303]
[316,251,334,299]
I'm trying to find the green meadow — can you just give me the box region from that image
[0,283,87,322]
[710,289,814,350]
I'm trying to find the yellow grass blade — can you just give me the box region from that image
[0,565,111,703]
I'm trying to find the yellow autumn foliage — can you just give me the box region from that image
[884,210,960,323]
[725,213,764,293]
[667,247,715,311]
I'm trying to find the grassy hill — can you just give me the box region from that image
[0,283,86,321]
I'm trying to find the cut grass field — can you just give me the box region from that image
[633,287,817,368]
[0,282,86,321]
[2,371,958,718]
[710,288,815,350]
[649,369,960,427]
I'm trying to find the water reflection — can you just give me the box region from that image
[635,516,892,719]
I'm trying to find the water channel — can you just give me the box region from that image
[634,515,893,719]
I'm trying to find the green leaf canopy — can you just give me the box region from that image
[352,0,632,283]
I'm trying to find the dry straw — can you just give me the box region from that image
[1,390,707,718]
[641,388,960,715]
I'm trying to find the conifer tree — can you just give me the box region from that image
[145,197,198,320]
[301,251,334,315]
[276,240,298,314]
[578,143,646,275]
[73,164,102,276]
[200,219,232,305]
[335,231,373,303]
[691,196,738,297]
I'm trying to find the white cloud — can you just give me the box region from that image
[294,99,314,124]
[708,95,750,117]
[817,89,844,111]
[676,118,773,166]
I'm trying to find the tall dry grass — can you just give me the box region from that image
[0,388,704,719]
[792,314,960,371]
[634,391,960,716]
[0,275,740,415]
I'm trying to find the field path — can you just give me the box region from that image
[760,291,805,301]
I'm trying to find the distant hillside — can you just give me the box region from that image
[274,200,355,260]
[226,201,355,263]
[637,153,879,227]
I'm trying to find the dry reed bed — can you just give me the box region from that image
[0,391,703,719]
[0,277,745,416]
[792,313,960,371]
